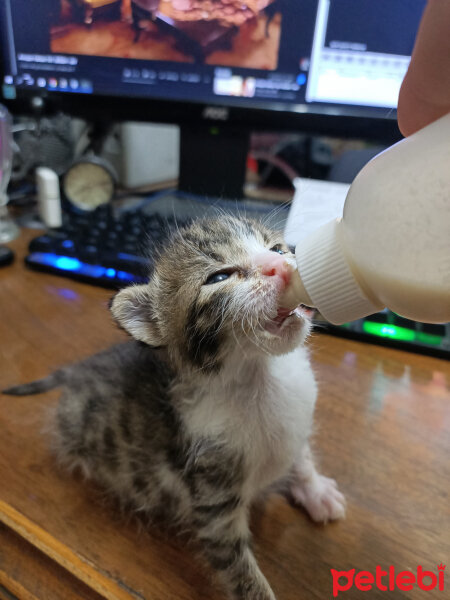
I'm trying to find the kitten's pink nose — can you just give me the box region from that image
[257,254,292,288]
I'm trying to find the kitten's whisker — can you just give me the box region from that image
[230,313,249,360]
[261,200,291,228]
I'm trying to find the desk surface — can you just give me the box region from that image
[0,230,449,600]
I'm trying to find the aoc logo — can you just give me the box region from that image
[202,106,229,120]
[331,564,445,597]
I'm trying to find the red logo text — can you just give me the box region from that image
[331,564,445,597]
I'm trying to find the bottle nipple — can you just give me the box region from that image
[279,266,313,310]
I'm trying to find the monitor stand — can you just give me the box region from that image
[178,125,249,199]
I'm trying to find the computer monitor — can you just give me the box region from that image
[1,0,426,197]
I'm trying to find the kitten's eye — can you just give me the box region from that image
[269,244,285,255]
[204,272,231,285]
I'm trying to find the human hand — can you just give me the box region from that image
[397,0,450,136]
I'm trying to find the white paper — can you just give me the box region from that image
[284,178,349,246]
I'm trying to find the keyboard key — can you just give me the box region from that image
[421,323,447,336]
[102,251,149,274]
[29,231,68,252]
[123,242,138,253]
[392,314,417,329]
[55,240,76,256]
[79,245,99,260]
[123,233,139,244]
[29,235,54,252]
[365,311,389,323]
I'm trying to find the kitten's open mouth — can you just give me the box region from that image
[264,306,304,335]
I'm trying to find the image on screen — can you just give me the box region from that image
[50,0,283,71]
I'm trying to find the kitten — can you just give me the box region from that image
[4,216,345,600]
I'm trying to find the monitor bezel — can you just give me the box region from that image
[3,87,402,143]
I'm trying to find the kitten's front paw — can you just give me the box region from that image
[291,474,346,523]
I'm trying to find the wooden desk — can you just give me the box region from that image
[1,230,449,600]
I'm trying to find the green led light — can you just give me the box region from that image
[416,332,442,346]
[363,321,415,341]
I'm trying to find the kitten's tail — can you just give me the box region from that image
[2,371,64,396]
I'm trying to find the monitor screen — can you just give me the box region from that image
[1,0,425,121]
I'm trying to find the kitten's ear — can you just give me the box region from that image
[109,284,164,346]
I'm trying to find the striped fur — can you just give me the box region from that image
[3,216,345,599]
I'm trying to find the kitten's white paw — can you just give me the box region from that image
[291,474,346,523]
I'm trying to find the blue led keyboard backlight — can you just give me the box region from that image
[26,252,145,287]
[117,271,135,281]
[54,256,82,271]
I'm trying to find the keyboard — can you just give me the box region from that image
[25,190,288,288]
[26,206,188,288]
[316,309,450,360]
[25,201,449,359]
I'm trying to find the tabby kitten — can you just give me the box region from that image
[4,216,345,600]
